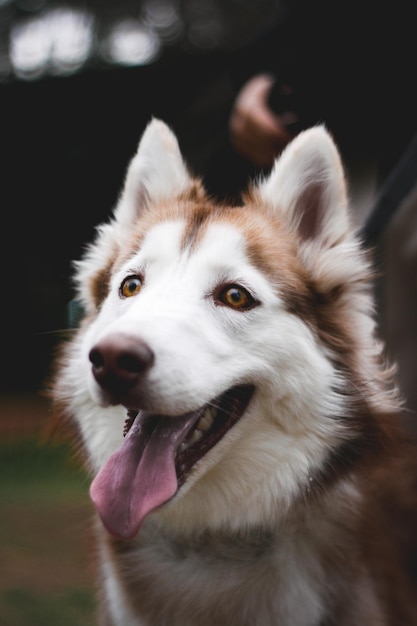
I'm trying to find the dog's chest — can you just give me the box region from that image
[104,527,329,626]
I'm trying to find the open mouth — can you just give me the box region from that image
[125,384,254,487]
[90,385,254,541]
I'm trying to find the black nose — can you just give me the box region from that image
[89,333,154,400]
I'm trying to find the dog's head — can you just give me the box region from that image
[54,119,396,540]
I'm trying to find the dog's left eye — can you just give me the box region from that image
[216,285,257,311]
[120,275,143,298]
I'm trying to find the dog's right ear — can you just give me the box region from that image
[72,120,193,316]
[114,118,193,226]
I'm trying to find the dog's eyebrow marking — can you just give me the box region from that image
[90,257,116,309]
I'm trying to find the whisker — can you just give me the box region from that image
[32,328,78,337]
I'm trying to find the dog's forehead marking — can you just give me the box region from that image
[123,195,296,278]
[135,218,255,278]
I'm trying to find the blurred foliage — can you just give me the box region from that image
[0,440,95,626]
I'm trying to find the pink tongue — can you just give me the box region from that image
[90,411,198,541]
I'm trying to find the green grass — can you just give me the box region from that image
[0,439,89,498]
[0,439,96,626]
[0,588,94,626]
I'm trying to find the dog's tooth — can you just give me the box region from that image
[197,411,213,432]
[179,442,188,453]
[190,429,203,443]
[209,406,218,421]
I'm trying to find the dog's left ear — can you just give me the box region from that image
[72,120,193,315]
[114,118,193,225]
[258,126,349,247]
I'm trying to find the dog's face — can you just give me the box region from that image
[55,120,381,540]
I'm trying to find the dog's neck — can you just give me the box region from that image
[99,477,383,626]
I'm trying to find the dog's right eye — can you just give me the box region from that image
[120,275,143,298]
[215,284,258,311]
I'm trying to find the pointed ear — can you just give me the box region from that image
[257,126,349,247]
[114,118,193,225]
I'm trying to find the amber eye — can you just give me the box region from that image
[217,284,256,310]
[120,275,143,298]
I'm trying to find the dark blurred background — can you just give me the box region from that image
[2,5,417,623]
[0,0,282,394]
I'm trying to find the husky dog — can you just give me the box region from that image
[50,119,417,625]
